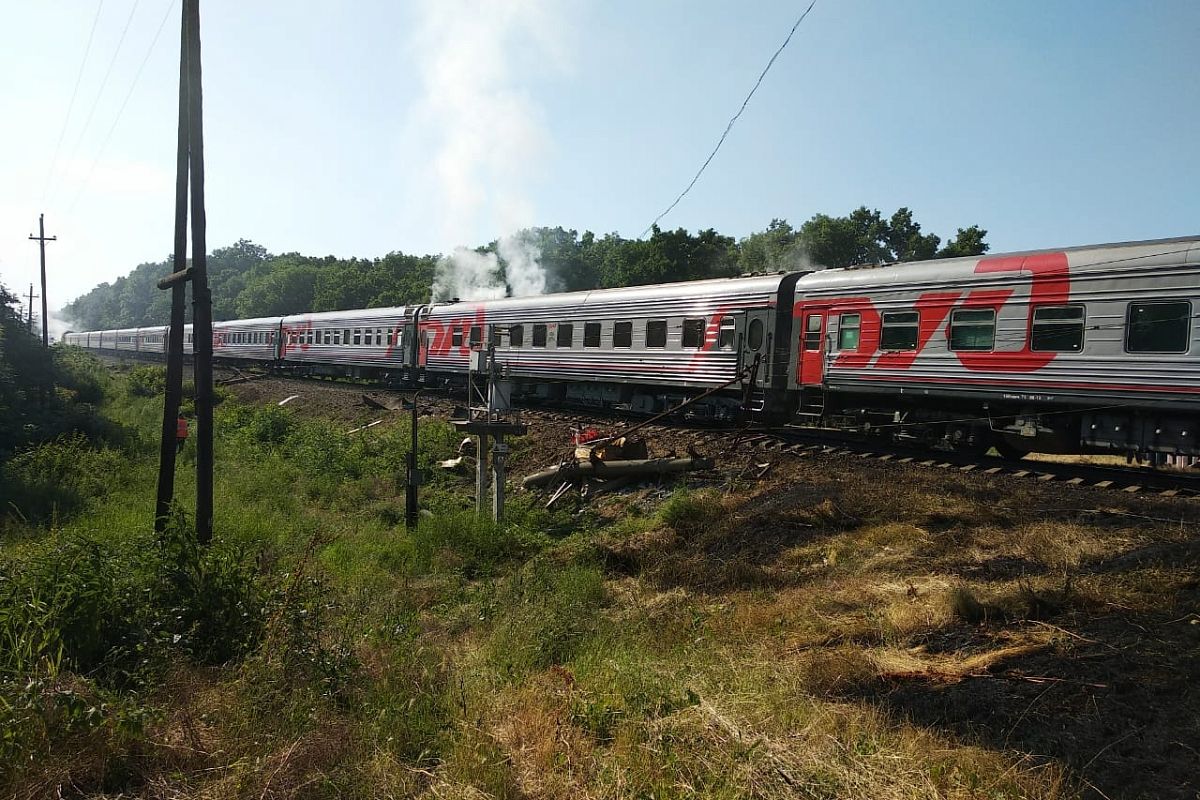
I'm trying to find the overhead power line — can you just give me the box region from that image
[641,0,818,237]
[56,0,141,203]
[41,0,106,205]
[69,0,177,216]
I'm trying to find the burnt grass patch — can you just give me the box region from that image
[591,443,1200,798]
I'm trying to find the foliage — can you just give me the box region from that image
[796,206,990,268]
[0,516,263,772]
[0,433,125,523]
[125,365,166,397]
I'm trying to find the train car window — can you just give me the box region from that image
[470,326,482,348]
[557,323,574,348]
[718,318,736,350]
[452,328,463,347]
[646,320,667,348]
[613,321,633,348]
[838,313,861,349]
[351,329,360,346]
[532,324,547,347]
[584,322,601,348]
[1126,301,1191,353]
[682,318,705,349]
[341,329,350,345]
[1031,305,1085,352]
[804,314,824,351]
[323,330,332,345]
[510,325,524,347]
[949,309,995,351]
[880,311,920,350]
[747,318,764,351]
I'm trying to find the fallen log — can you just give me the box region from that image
[522,456,714,489]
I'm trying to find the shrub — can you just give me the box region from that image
[0,518,263,774]
[1,433,125,523]
[126,366,166,398]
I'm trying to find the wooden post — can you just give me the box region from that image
[155,4,192,532]
[184,0,213,545]
[26,284,38,334]
[28,214,55,347]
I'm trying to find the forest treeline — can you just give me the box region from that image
[61,207,988,331]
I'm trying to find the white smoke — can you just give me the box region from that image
[47,309,73,343]
[433,247,506,302]
[413,0,570,301]
[431,231,548,302]
[497,232,546,297]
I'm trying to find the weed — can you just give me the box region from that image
[125,365,166,397]
[487,559,607,680]
[0,433,125,523]
[659,488,726,537]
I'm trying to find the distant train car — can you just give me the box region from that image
[113,327,140,353]
[278,307,412,381]
[137,326,168,356]
[212,317,282,363]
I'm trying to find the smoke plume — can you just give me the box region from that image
[413,0,569,301]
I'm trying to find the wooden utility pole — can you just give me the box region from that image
[28,214,55,347]
[155,0,194,533]
[185,0,214,544]
[155,0,213,544]
[26,284,38,334]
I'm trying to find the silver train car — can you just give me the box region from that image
[278,307,414,380]
[788,237,1200,456]
[421,274,798,417]
[66,235,1200,459]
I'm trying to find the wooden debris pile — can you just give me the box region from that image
[523,430,714,508]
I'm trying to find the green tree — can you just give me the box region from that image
[884,207,941,262]
[737,218,802,273]
[937,225,990,258]
[795,207,989,269]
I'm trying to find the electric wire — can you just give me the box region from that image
[68,0,177,216]
[57,0,141,204]
[641,0,818,237]
[41,0,106,205]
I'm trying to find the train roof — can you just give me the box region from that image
[279,307,407,325]
[212,316,285,327]
[798,235,1200,293]
[429,273,793,316]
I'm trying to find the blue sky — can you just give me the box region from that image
[1,0,1198,319]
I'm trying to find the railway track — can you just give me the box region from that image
[518,408,1200,500]
[218,367,1200,500]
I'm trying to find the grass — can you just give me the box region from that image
[0,356,1197,798]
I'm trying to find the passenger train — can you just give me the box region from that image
[65,236,1200,461]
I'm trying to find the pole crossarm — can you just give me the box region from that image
[157,266,194,290]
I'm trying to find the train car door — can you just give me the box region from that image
[798,308,828,386]
[744,310,772,385]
